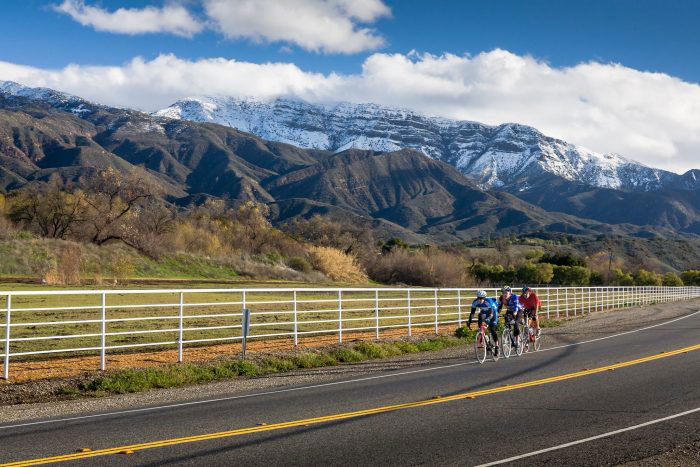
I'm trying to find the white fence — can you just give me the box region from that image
[2,286,699,380]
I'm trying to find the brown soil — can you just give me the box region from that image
[0,324,451,383]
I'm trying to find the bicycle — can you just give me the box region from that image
[474,319,499,364]
[501,313,521,359]
[519,311,541,353]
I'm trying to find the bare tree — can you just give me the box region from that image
[9,185,87,239]
[81,168,155,246]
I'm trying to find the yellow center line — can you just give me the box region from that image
[3,343,699,466]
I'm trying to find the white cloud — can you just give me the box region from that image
[2,50,700,173]
[52,0,204,37]
[53,0,391,54]
[203,0,390,54]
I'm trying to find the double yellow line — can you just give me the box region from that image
[3,342,699,466]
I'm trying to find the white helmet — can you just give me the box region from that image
[476,290,487,298]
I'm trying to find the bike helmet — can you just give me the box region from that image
[522,286,531,294]
[501,285,512,294]
[476,290,487,298]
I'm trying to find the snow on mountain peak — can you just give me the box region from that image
[155,95,674,192]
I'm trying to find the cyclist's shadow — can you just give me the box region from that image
[439,330,580,398]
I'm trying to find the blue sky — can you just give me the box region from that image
[4,0,699,81]
[1,0,700,173]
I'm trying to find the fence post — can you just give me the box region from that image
[407,290,412,337]
[100,292,106,371]
[241,308,251,359]
[3,295,10,381]
[546,288,550,319]
[565,288,569,318]
[338,290,342,344]
[457,290,462,327]
[293,291,298,348]
[573,288,577,317]
[178,292,184,363]
[556,288,560,318]
[375,290,380,340]
[434,289,438,335]
[588,287,591,313]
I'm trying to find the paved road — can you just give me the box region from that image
[1,310,699,466]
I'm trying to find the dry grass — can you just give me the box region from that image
[308,246,368,284]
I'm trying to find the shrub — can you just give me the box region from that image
[111,255,135,284]
[287,256,312,273]
[56,244,82,285]
[308,246,368,283]
[368,249,466,287]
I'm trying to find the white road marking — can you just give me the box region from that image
[476,406,700,466]
[1,309,698,431]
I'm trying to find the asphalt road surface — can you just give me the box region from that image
[1,310,699,466]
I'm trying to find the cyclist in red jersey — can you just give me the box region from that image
[518,286,541,337]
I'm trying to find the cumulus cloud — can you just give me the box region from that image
[2,50,700,173]
[52,0,204,37]
[204,0,390,54]
[53,0,390,53]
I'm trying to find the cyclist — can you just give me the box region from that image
[498,285,524,340]
[519,286,541,338]
[467,289,499,356]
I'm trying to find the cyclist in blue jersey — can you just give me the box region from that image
[499,286,524,340]
[467,289,499,356]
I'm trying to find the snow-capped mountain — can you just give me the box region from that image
[156,96,677,192]
[0,80,91,114]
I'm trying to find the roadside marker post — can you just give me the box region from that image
[241,308,251,359]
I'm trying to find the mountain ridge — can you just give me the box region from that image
[155,94,696,192]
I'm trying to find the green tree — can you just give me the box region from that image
[552,265,590,286]
[540,252,586,267]
[662,272,683,287]
[611,268,634,286]
[634,269,662,286]
[515,262,553,284]
[681,270,700,286]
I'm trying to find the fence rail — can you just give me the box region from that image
[2,286,699,380]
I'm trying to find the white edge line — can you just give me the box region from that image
[476,406,700,467]
[1,309,699,431]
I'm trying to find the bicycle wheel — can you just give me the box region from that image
[491,335,500,362]
[533,329,541,351]
[475,331,487,364]
[515,332,524,356]
[501,329,512,359]
[522,325,530,353]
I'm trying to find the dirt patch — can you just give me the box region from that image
[0,324,448,383]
